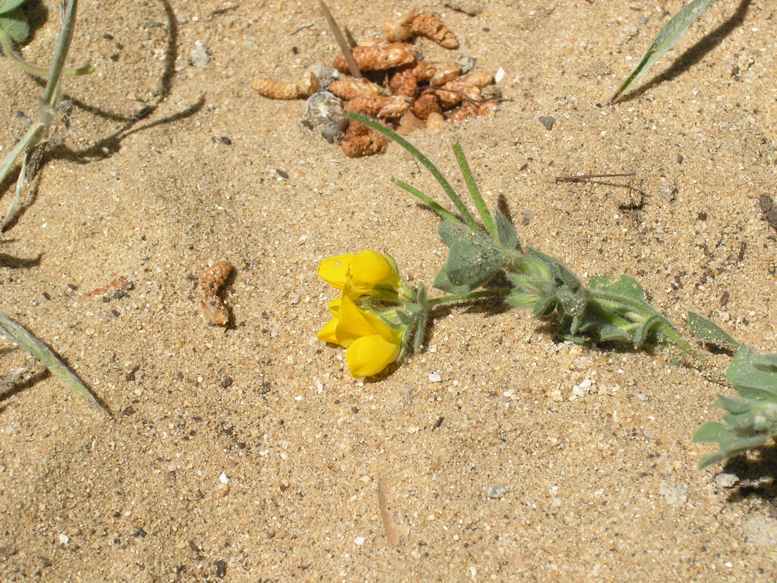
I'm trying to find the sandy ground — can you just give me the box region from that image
[1,0,776,581]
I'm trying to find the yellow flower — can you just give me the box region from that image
[318,250,399,298]
[317,295,402,378]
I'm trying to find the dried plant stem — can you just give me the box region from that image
[319,0,361,78]
[0,0,83,224]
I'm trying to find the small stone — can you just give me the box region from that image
[570,378,593,401]
[214,560,227,578]
[744,516,777,546]
[486,484,509,499]
[190,40,211,67]
[354,536,366,546]
[494,67,506,83]
[636,393,649,402]
[218,472,230,485]
[428,371,442,383]
[659,481,688,507]
[220,376,233,389]
[58,533,70,546]
[714,473,739,489]
[539,115,556,130]
[456,55,476,75]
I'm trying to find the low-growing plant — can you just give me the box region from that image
[689,314,777,468]
[314,112,695,379]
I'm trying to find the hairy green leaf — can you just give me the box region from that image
[687,311,740,351]
[435,219,505,292]
[695,345,777,468]
[0,0,26,15]
[494,207,519,251]
[611,0,718,102]
[0,8,29,43]
[589,274,647,302]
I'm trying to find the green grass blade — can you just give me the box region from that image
[610,0,718,103]
[393,179,459,223]
[346,112,479,231]
[452,143,496,240]
[0,312,109,415]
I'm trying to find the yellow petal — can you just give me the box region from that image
[346,334,400,377]
[318,254,354,289]
[317,316,341,345]
[349,250,399,293]
[334,295,381,346]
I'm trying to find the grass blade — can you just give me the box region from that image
[452,143,497,240]
[393,179,458,223]
[0,312,109,415]
[610,0,718,103]
[347,112,479,231]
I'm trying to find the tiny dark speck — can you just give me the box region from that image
[220,376,234,388]
[276,169,289,179]
[133,527,147,538]
[482,27,490,32]
[217,136,232,145]
[215,560,227,578]
[697,211,708,221]
[291,46,299,54]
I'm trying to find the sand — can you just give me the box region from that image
[1,0,776,581]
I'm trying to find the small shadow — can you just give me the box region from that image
[722,447,777,503]
[616,0,752,104]
[51,0,204,163]
[0,368,50,403]
[0,252,42,268]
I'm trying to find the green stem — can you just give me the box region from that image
[428,287,510,308]
[0,30,91,79]
[0,0,79,192]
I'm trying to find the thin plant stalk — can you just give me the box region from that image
[0,0,81,208]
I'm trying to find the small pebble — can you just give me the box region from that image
[58,533,70,546]
[218,472,231,485]
[539,115,556,131]
[486,484,509,499]
[428,371,442,383]
[744,516,777,546]
[570,378,593,401]
[494,67,506,84]
[715,473,739,489]
[659,481,688,507]
[190,40,211,67]
[444,0,483,16]
[354,536,366,546]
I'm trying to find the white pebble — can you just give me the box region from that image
[494,67,506,83]
[428,371,442,383]
[354,536,366,546]
[218,471,230,485]
[58,533,70,545]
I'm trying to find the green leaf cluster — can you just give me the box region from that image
[0,0,30,44]
[348,112,688,353]
[694,346,777,468]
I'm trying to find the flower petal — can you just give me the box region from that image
[318,254,353,289]
[350,250,399,292]
[317,316,341,345]
[346,334,400,377]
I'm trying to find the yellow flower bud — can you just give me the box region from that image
[318,250,400,298]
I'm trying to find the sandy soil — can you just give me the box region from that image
[1,0,776,581]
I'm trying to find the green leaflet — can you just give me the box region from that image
[0,0,27,14]
[589,274,646,302]
[611,0,718,102]
[687,311,740,352]
[694,345,777,468]
[0,7,29,43]
[494,207,520,251]
[434,219,505,292]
